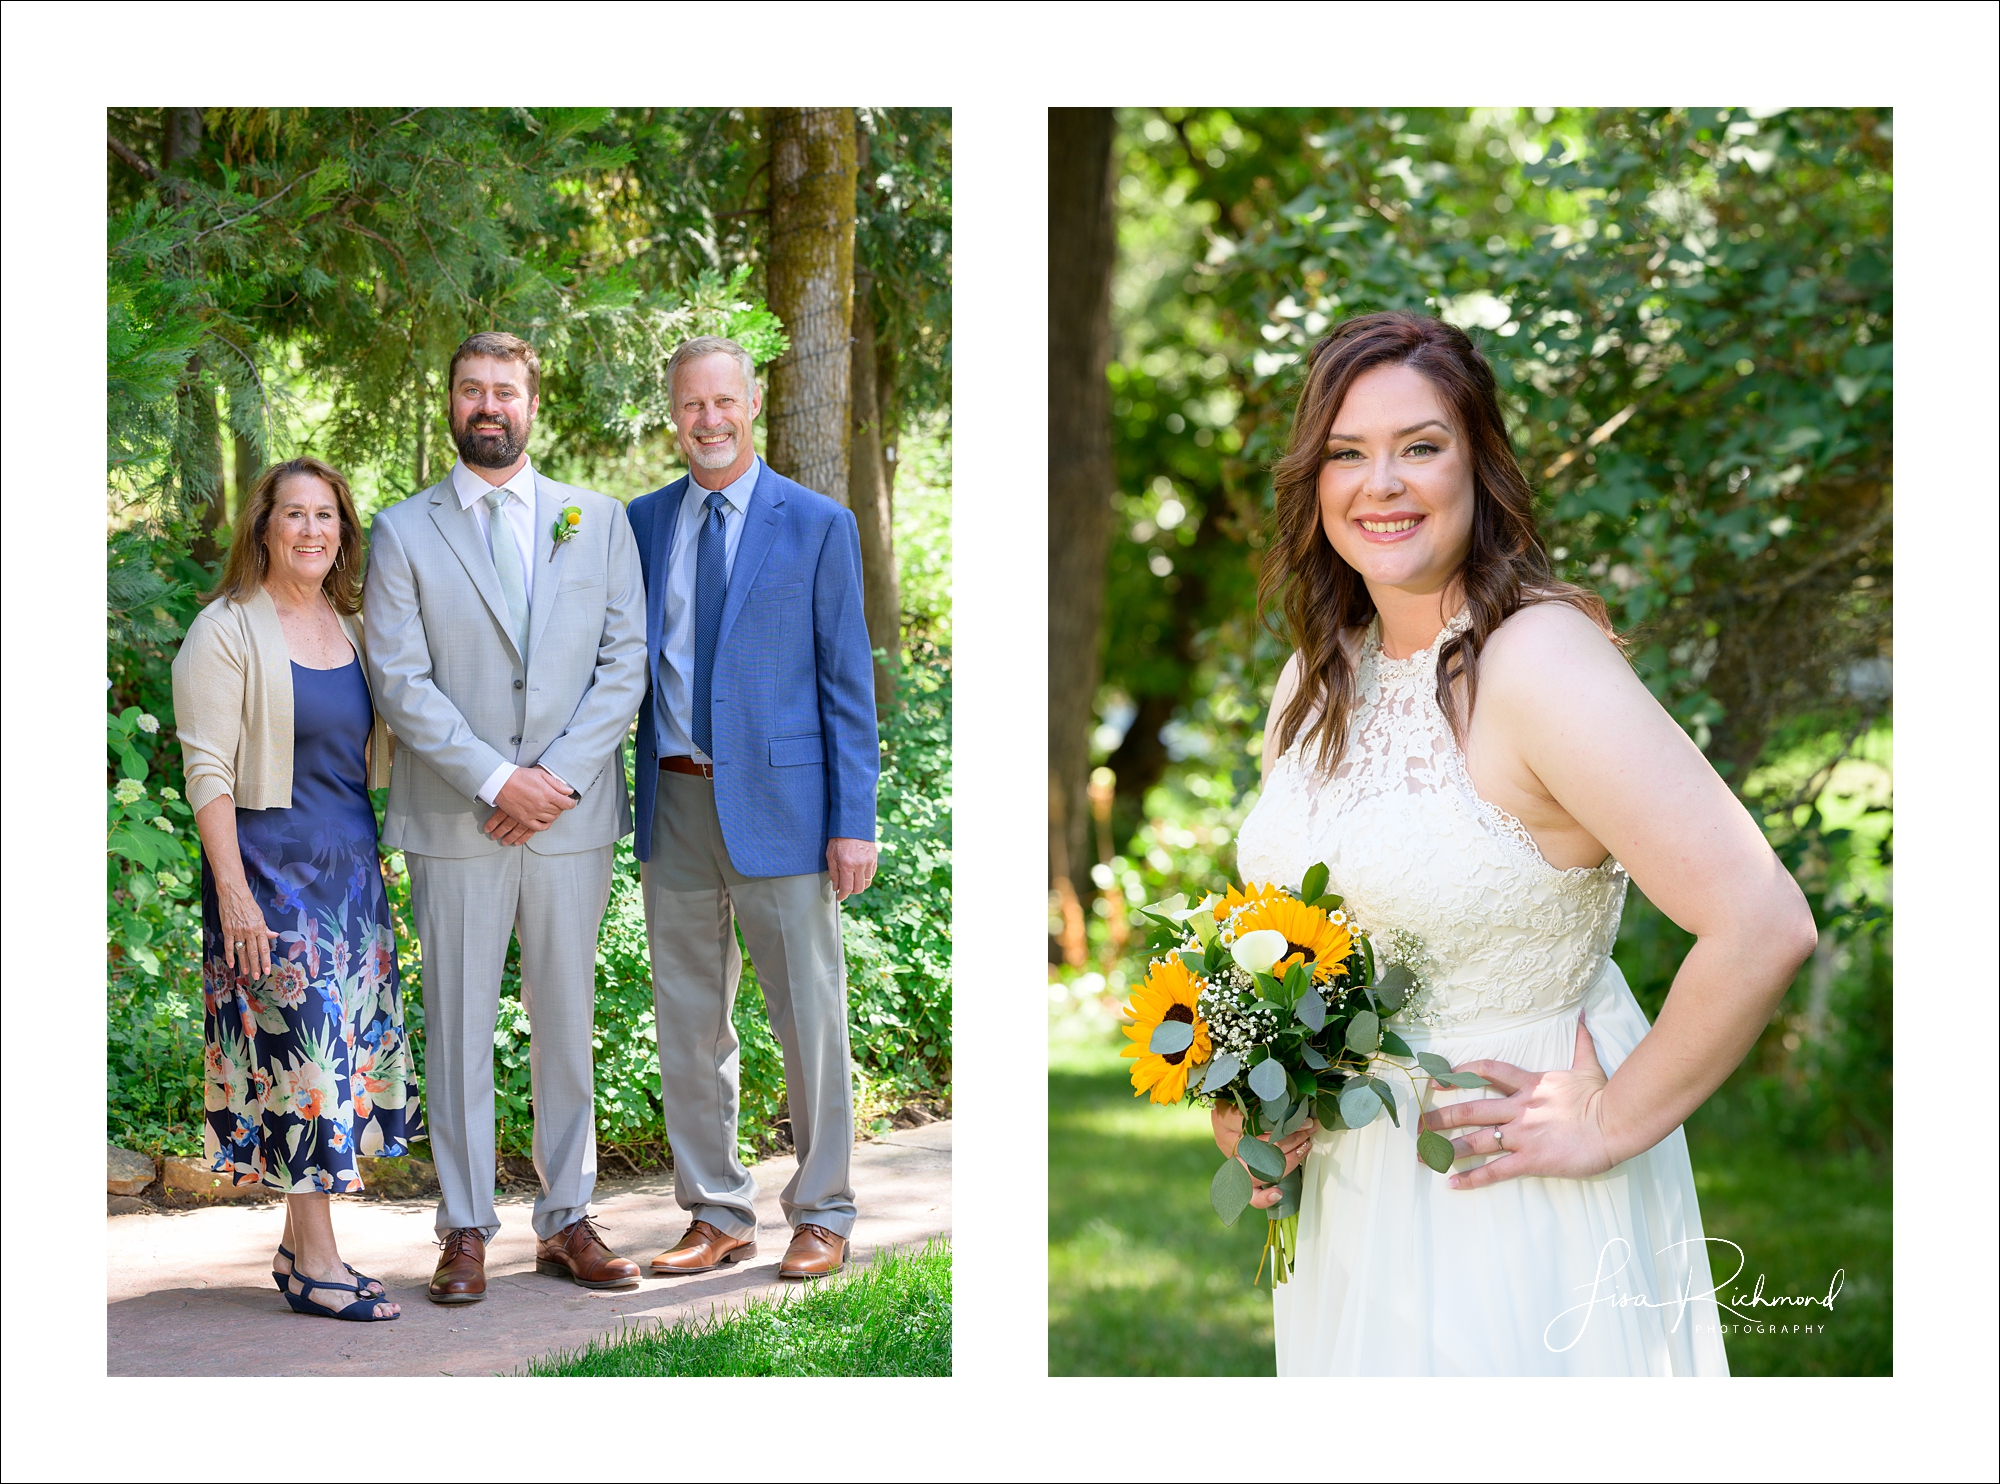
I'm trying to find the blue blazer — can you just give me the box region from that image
[628,464,879,877]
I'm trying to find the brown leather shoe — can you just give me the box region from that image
[650,1219,758,1275]
[534,1215,641,1290]
[778,1223,847,1280]
[428,1228,487,1305]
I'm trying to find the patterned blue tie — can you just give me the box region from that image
[691,489,729,756]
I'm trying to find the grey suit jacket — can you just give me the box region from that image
[361,471,648,858]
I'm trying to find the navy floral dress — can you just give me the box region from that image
[200,657,419,1193]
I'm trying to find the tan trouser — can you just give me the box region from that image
[642,772,856,1239]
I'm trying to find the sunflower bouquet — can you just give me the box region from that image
[1119,861,1490,1285]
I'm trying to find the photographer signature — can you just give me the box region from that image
[1545,1238,1846,1353]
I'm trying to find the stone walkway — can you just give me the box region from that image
[108,1122,951,1376]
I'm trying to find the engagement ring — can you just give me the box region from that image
[1492,1128,1506,1151]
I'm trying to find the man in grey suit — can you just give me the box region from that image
[363,331,649,1303]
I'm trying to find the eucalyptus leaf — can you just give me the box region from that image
[1434,1071,1493,1090]
[1300,1044,1328,1070]
[1199,1051,1241,1094]
[1369,1077,1400,1126]
[1149,1019,1196,1056]
[1279,1101,1313,1137]
[1247,1058,1287,1102]
[1261,1095,1291,1129]
[1373,963,1413,1014]
[1236,1133,1285,1183]
[1300,861,1330,905]
[1211,1154,1253,1224]
[1295,991,1326,1033]
[1415,1052,1454,1078]
[1417,1129,1456,1174]
[1271,1167,1305,1221]
[1345,1009,1381,1055]
[1338,1082,1381,1130]
[1175,949,1210,980]
[1315,1093,1345,1131]
[1379,1028,1412,1058]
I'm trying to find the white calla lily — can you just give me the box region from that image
[1231,928,1288,977]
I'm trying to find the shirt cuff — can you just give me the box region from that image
[540,763,578,797]
[477,761,517,807]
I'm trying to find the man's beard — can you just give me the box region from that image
[455,413,530,469]
[685,427,739,470]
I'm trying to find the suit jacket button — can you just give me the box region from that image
[514,679,524,690]
[511,735,522,745]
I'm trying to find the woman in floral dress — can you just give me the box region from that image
[172,456,419,1322]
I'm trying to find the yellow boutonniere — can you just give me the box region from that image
[549,505,581,560]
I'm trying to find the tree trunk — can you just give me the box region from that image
[1046,108,1119,964]
[849,268,901,707]
[765,108,857,504]
[232,429,258,524]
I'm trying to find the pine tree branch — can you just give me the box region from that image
[108,135,158,180]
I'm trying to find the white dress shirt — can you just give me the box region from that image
[654,458,760,763]
[450,457,570,806]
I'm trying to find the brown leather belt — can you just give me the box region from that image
[659,755,714,779]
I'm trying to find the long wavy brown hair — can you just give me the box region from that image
[1257,310,1615,771]
[207,456,365,615]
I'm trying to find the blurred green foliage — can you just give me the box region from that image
[1052,108,1891,1375]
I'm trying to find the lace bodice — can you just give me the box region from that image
[1234,609,1627,1028]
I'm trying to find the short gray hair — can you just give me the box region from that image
[666,335,758,410]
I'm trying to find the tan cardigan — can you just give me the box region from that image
[170,586,393,813]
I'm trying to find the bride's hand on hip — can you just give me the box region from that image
[1421,1014,1615,1189]
[1211,1103,1316,1210]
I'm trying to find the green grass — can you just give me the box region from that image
[522,1240,951,1377]
[1049,1037,1276,1376]
[1683,1126,1890,1376]
[1048,1031,1890,1376]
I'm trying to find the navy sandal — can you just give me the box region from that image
[279,1265,399,1321]
[275,1245,385,1300]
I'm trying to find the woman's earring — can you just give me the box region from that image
[333,545,346,571]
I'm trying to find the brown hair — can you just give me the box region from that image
[1257,310,1615,770]
[208,456,365,615]
[447,330,541,400]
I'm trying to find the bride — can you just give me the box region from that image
[1223,310,1817,1375]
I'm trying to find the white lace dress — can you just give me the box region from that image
[1236,610,1728,1376]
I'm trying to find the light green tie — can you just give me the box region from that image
[483,487,530,654]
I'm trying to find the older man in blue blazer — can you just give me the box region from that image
[628,335,880,1281]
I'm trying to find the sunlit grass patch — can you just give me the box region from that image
[521,1240,950,1377]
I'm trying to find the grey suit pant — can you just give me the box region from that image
[642,773,856,1240]
[405,844,613,1242]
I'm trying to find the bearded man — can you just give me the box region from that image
[362,331,649,1302]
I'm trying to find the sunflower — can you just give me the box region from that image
[1230,896,1354,985]
[1119,957,1213,1104]
[1213,879,1287,922]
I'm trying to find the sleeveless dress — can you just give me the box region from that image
[1235,610,1728,1375]
[199,657,419,1193]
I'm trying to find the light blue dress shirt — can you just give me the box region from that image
[654,457,761,763]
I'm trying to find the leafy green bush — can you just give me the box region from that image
[107,699,209,1157]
